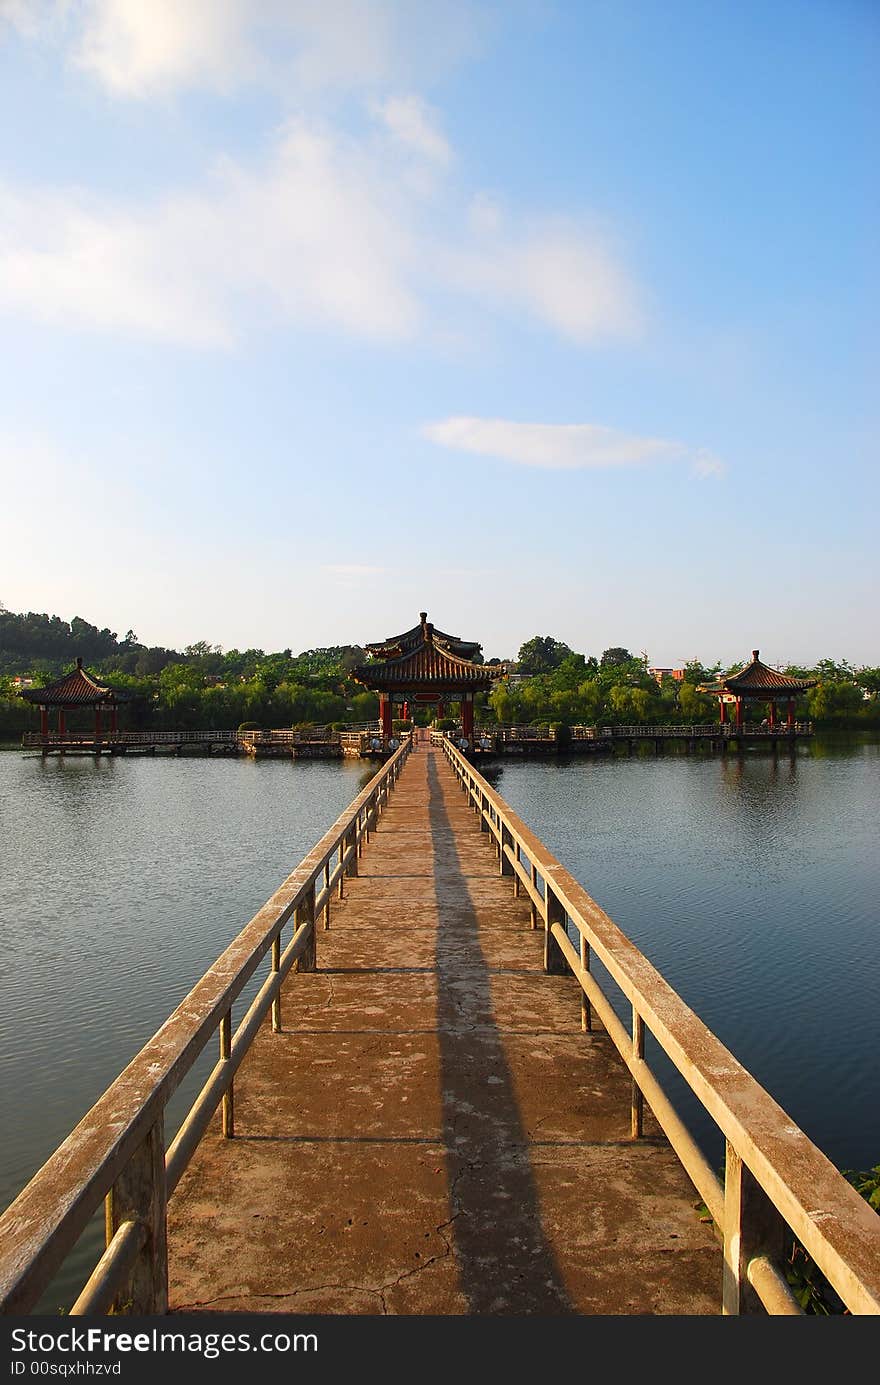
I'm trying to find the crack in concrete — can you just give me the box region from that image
[172,1280,387,1313]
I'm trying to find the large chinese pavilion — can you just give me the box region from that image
[353,612,503,744]
[19,658,128,741]
[697,650,817,731]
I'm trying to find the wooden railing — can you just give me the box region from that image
[0,740,411,1316]
[439,737,880,1316]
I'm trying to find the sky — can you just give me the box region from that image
[0,0,877,668]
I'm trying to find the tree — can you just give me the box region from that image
[600,647,634,668]
[516,635,572,675]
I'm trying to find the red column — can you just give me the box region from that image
[461,695,474,743]
[380,695,392,740]
[110,705,118,735]
[735,697,743,732]
[438,700,445,719]
[719,699,727,725]
[95,706,102,739]
[768,701,776,729]
[40,706,48,737]
[787,698,794,729]
[58,708,66,738]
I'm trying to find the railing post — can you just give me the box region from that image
[323,862,331,929]
[499,822,514,878]
[105,1118,168,1314]
[581,935,592,1031]
[544,884,567,975]
[347,824,359,879]
[513,843,521,897]
[293,884,317,972]
[337,841,345,899]
[530,863,538,930]
[722,1143,790,1314]
[479,791,489,832]
[631,1011,644,1137]
[271,934,282,1030]
[220,1009,235,1134]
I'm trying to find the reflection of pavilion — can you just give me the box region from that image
[19,658,128,748]
[697,650,817,733]
[353,612,504,746]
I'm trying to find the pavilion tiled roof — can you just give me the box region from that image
[355,613,502,691]
[18,658,128,706]
[365,612,481,662]
[698,650,817,697]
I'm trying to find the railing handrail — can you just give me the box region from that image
[0,740,411,1315]
[439,737,879,1316]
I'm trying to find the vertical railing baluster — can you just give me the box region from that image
[105,1118,168,1314]
[631,1011,644,1137]
[323,861,331,929]
[544,884,567,974]
[271,934,282,1032]
[722,1144,790,1314]
[530,863,538,929]
[581,935,592,1031]
[221,1010,234,1136]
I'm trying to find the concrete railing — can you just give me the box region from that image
[439,737,880,1316]
[0,740,411,1316]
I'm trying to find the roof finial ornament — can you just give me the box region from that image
[752,649,760,661]
[76,656,83,669]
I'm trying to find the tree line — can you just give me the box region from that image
[0,607,878,738]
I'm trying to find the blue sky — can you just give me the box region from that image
[1,1,876,667]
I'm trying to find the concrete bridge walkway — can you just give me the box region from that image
[167,739,720,1314]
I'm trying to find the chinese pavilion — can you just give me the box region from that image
[19,658,128,740]
[353,613,503,745]
[697,650,817,732]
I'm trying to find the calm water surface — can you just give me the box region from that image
[1,737,877,1310]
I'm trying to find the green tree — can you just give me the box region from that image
[516,635,573,675]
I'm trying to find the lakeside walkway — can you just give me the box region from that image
[167,737,720,1314]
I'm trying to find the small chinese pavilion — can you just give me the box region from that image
[19,657,128,740]
[697,650,817,731]
[353,613,503,745]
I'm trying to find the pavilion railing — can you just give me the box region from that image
[0,740,411,1316]
[439,736,880,1316]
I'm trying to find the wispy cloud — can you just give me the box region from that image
[1,4,640,349]
[422,416,726,476]
[0,118,641,348]
[321,564,386,576]
[5,0,487,99]
[371,94,452,165]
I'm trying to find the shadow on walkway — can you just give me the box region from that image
[427,754,575,1313]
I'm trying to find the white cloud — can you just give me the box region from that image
[6,0,486,98]
[0,112,644,348]
[0,181,234,347]
[322,564,386,577]
[444,217,643,342]
[372,95,452,165]
[0,121,420,345]
[422,416,725,475]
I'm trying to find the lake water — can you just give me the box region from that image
[1,736,877,1311]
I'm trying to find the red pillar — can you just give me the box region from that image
[719,699,727,725]
[438,700,445,719]
[110,705,118,735]
[380,695,392,740]
[40,706,49,737]
[768,701,776,729]
[461,695,474,743]
[58,708,66,738]
[735,697,743,732]
[787,698,794,730]
[95,706,102,739]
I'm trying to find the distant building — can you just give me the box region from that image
[648,667,685,686]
